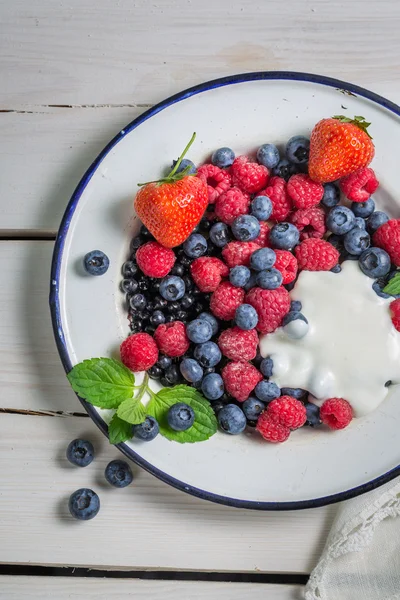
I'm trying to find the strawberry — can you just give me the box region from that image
[134,133,208,248]
[308,116,375,183]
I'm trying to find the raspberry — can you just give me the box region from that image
[340,167,379,202]
[218,327,259,361]
[231,155,269,194]
[256,412,290,443]
[274,250,298,284]
[320,397,353,430]
[291,206,326,240]
[262,177,292,222]
[287,173,324,209]
[120,333,158,372]
[214,187,250,225]
[135,241,176,278]
[245,286,290,334]
[267,396,307,429]
[390,298,400,331]
[222,361,263,402]
[197,163,231,203]
[210,281,245,320]
[253,221,270,247]
[295,238,339,271]
[154,321,189,357]
[222,241,261,268]
[373,220,400,266]
[190,257,229,292]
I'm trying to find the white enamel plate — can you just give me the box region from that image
[50,72,400,509]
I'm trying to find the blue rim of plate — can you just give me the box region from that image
[50,71,400,510]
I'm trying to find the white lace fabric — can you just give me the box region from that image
[305,478,400,600]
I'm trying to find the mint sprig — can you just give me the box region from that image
[108,414,133,445]
[117,398,146,424]
[383,273,400,296]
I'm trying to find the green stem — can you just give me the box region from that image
[167,131,196,178]
[135,372,149,403]
[137,132,196,186]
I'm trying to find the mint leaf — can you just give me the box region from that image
[383,273,400,296]
[108,414,133,444]
[67,358,135,409]
[147,385,217,443]
[117,397,146,424]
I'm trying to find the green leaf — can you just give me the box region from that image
[108,414,133,445]
[147,385,217,443]
[117,397,146,424]
[383,273,400,296]
[67,358,135,409]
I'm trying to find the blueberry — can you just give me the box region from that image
[260,357,273,378]
[242,396,265,420]
[305,403,322,427]
[160,276,186,301]
[244,272,258,291]
[84,250,110,276]
[199,217,212,233]
[148,365,162,379]
[171,158,196,175]
[183,233,208,258]
[231,215,261,242]
[256,267,283,290]
[281,387,306,399]
[330,264,342,273]
[122,260,138,278]
[209,222,230,247]
[133,416,159,441]
[343,227,370,255]
[150,310,166,326]
[372,281,391,299]
[321,183,340,208]
[282,311,309,339]
[328,234,345,253]
[251,195,273,221]
[290,300,302,312]
[180,295,194,311]
[130,235,144,251]
[354,217,366,229]
[198,312,219,336]
[157,355,172,370]
[186,318,213,343]
[272,158,297,180]
[105,460,133,488]
[211,400,225,414]
[359,247,391,278]
[201,373,224,400]
[286,135,310,164]
[68,488,100,520]
[130,293,146,310]
[351,198,375,218]
[250,247,276,271]
[171,263,185,277]
[269,223,300,250]
[164,364,181,385]
[203,366,216,376]
[254,380,280,402]
[326,206,356,235]
[194,341,221,367]
[256,143,280,169]
[229,265,251,288]
[167,402,195,431]
[180,358,204,383]
[66,439,94,467]
[235,304,259,330]
[211,147,235,168]
[218,404,246,434]
[367,211,389,233]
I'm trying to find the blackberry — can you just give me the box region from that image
[171,263,185,277]
[193,301,205,314]
[180,255,192,268]
[154,295,168,310]
[165,314,176,323]
[138,279,149,292]
[150,280,161,293]
[199,218,211,232]
[176,310,189,322]
[182,275,194,290]
[167,301,180,314]
[180,295,195,310]
[144,324,156,335]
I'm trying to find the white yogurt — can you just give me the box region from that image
[259,261,400,417]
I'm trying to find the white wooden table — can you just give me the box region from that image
[1,1,399,597]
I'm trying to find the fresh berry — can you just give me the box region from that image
[210,281,245,320]
[222,241,262,268]
[214,187,250,225]
[274,250,298,284]
[250,247,276,271]
[148,365,162,379]
[251,195,273,221]
[281,387,306,399]
[308,116,375,183]
[105,460,133,488]
[354,217,366,229]
[235,303,259,330]
[390,298,400,331]
[190,256,229,293]
[253,221,270,247]
[133,416,160,441]
[150,310,166,326]
[209,222,230,247]
[218,326,259,361]
[286,135,310,164]
[197,163,231,203]
[211,147,235,168]
[201,373,224,399]
[367,211,389,234]
[282,311,309,339]
[229,265,251,288]
[186,318,213,343]
[194,341,222,367]
[340,167,379,202]
[231,214,261,241]
[291,206,326,240]
[326,206,356,235]
[231,155,269,194]
[68,488,100,520]
[262,176,292,221]
[351,197,375,218]
[305,402,322,427]
[295,238,339,271]
[287,173,324,209]
[66,439,94,467]
[246,286,291,334]
[198,312,219,336]
[320,397,353,429]
[358,247,391,278]
[154,321,190,357]
[167,403,195,431]
[84,250,110,276]
[321,183,340,208]
[122,260,138,278]
[242,396,265,420]
[183,233,208,258]
[257,144,280,169]
[373,219,400,266]
[267,395,307,429]
[272,159,297,181]
[180,357,204,382]
[269,222,300,250]
[254,379,280,403]
[244,272,258,291]
[159,276,186,301]
[157,355,173,370]
[135,242,176,278]
[256,412,290,442]
[163,364,181,385]
[256,268,283,290]
[171,158,196,175]
[260,357,273,377]
[218,404,247,434]
[222,361,263,402]
[130,293,147,310]
[120,333,158,371]
[343,227,370,255]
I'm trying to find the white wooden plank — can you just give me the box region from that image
[0,577,303,600]
[0,412,335,572]
[1,0,400,106]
